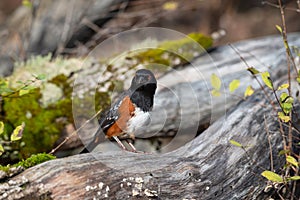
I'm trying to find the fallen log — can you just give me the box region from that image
[1,33,300,199]
[3,81,296,200]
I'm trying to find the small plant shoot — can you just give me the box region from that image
[247,67,260,75]
[0,122,4,135]
[277,83,289,91]
[279,92,293,114]
[229,79,240,92]
[11,122,25,141]
[210,73,222,97]
[229,139,243,148]
[286,155,299,168]
[261,71,273,89]
[261,171,283,183]
[244,86,254,97]
[275,25,283,34]
[278,112,290,122]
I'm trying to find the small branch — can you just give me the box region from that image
[229,43,288,155]
[262,1,300,12]
[228,44,277,110]
[264,115,274,172]
[49,109,102,154]
[1,76,40,98]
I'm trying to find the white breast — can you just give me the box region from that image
[127,107,150,133]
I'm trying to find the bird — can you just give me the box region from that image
[81,69,157,153]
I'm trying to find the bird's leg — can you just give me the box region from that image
[126,140,137,152]
[126,133,139,153]
[125,133,147,153]
[112,136,127,151]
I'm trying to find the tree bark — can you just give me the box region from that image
[1,33,300,199]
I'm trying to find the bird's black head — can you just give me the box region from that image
[130,69,157,93]
[129,69,157,111]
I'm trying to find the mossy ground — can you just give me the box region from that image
[133,33,213,72]
[2,75,72,159]
[0,153,55,173]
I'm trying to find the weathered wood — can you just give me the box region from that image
[1,34,300,199]
[2,83,295,200]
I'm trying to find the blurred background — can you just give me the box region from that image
[1,0,300,64]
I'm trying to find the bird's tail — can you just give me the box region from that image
[80,127,105,154]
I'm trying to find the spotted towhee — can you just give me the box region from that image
[81,69,157,153]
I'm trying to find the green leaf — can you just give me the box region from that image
[16,80,24,84]
[211,89,221,97]
[280,93,293,114]
[280,92,289,103]
[276,25,283,33]
[278,112,290,122]
[0,121,4,135]
[286,155,299,168]
[277,83,289,91]
[162,1,178,10]
[297,70,300,84]
[229,79,240,92]
[282,102,293,114]
[287,176,300,181]
[229,139,243,148]
[278,149,290,155]
[22,0,32,8]
[247,67,260,75]
[210,73,221,90]
[0,144,4,156]
[19,89,30,96]
[284,96,293,104]
[10,122,25,141]
[36,74,46,80]
[261,171,283,183]
[261,71,273,89]
[23,85,36,90]
[244,86,254,97]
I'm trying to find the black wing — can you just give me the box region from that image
[98,99,121,133]
[80,92,126,153]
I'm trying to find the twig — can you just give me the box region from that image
[262,1,300,12]
[1,76,39,98]
[49,109,102,155]
[264,114,274,172]
[229,43,288,154]
[228,44,277,110]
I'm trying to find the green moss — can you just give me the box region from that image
[2,89,60,158]
[133,32,213,72]
[0,165,10,173]
[0,153,55,174]
[188,32,213,49]
[1,74,74,159]
[16,153,55,169]
[95,91,111,113]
